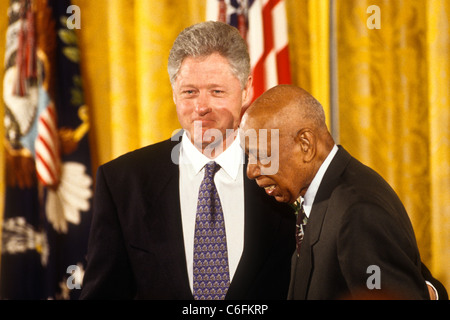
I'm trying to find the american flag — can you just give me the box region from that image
[207,0,292,102]
[1,0,93,299]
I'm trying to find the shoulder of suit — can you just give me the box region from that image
[100,136,181,175]
[329,155,404,217]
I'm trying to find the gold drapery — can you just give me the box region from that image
[1,0,448,293]
[336,0,450,290]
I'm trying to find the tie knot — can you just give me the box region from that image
[204,161,220,178]
[290,199,303,215]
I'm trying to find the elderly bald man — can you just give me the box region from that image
[240,84,447,300]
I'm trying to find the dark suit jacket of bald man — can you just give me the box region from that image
[80,131,296,299]
[288,146,447,300]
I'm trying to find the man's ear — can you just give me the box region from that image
[295,129,316,163]
[172,88,177,104]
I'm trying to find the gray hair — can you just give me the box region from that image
[168,21,251,89]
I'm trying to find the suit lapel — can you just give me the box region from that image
[289,201,327,299]
[226,159,288,299]
[308,146,352,245]
[142,137,193,299]
[291,146,352,299]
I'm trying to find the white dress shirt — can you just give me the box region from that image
[178,131,245,292]
[301,144,339,217]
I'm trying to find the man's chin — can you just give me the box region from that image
[196,139,226,158]
[273,194,290,204]
[191,135,219,148]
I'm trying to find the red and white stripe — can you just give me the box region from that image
[35,103,61,187]
[207,0,291,102]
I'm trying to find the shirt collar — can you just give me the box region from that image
[180,131,243,180]
[301,144,339,217]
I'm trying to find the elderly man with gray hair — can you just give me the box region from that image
[80,21,295,300]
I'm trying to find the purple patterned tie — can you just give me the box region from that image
[193,161,230,300]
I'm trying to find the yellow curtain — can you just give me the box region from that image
[428,0,450,293]
[285,0,331,129]
[337,0,450,289]
[0,0,449,293]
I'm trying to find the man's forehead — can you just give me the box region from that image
[239,127,281,149]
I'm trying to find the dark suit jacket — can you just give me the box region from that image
[80,134,296,299]
[288,146,441,300]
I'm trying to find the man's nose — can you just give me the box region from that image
[246,162,261,180]
[195,92,211,116]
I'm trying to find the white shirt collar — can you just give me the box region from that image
[301,144,339,217]
[180,131,243,180]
